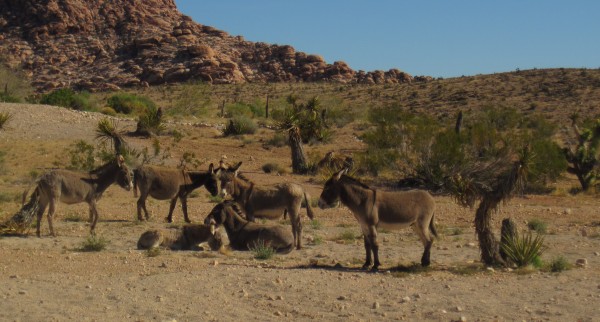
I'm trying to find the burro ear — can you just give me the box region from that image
[232,161,242,176]
[334,168,348,180]
[208,163,214,173]
[117,155,125,166]
[209,223,216,235]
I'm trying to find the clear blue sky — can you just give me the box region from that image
[174,1,599,78]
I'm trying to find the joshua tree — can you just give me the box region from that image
[563,117,600,191]
[446,147,530,266]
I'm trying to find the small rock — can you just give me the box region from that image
[373,301,380,309]
[86,285,92,289]
[18,290,27,295]
[160,262,167,268]
[486,267,495,273]
[456,306,464,312]
[580,228,588,237]
[594,252,600,256]
[337,295,347,301]
[576,258,588,268]
[9,275,18,279]
[459,316,467,322]
[212,260,219,266]
[441,310,447,314]
[401,296,411,303]
[276,295,284,300]
[563,208,572,215]
[466,242,476,248]
[274,311,283,317]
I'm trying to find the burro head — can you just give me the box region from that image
[218,161,242,198]
[204,163,221,197]
[318,168,348,209]
[116,155,133,191]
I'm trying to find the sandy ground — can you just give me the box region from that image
[1,102,599,322]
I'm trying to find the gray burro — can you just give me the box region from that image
[204,200,294,254]
[319,168,437,271]
[218,162,314,249]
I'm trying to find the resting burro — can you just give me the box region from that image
[204,200,294,254]
[22,155,132,237]
[318,168,438,271]
[137,224,223,251]
[218,162,314,249]
[133,163,221,223]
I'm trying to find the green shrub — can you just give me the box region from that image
[250,240,276,260]
[146,247,161,257]
[223,116,257,136]
[548,256,571,272]
[266,133,288,147]
[107,93,156,114]
[40,88,76,107]
[226,102,254,118]
[40,89,94,110]
[309,219,322,230]
[0,92,21,103]
[99,106,117,116]
[67,140,96,171]
[78,235,109,252]
[500,231,545,267]
[527,219,548,234]
[261,162,286,174]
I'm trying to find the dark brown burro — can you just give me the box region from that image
[318,169,437,271]
[133,163,221,223]
[218,162,314,249]
[137,224,223,251]
[27,155,132,237]
[204,200,294,254]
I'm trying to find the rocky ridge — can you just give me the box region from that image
[0,0,414,92]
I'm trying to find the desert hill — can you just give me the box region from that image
[0,0,412,92]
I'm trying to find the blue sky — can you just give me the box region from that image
[174,1,599,78]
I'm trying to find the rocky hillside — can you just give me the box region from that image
[0,0,413,92]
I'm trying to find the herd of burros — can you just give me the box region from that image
[23,154,438,271]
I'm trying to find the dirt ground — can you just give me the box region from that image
[1,102,599,322]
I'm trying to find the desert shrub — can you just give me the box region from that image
[527,219,548,234]
[261,162,287,174]
[0,91,20,103]
[500,231,545,267]
[67,140,96,171]
[309,219,322,230]
[0,62,33,101]
[0,112,12,130]
[0,191,14,203]
[250,240,275,260]
[170,83,211,117]
[266,133,288,147]
[311,235,324,245]
[40,88,74,107]
[107,93,156,115]
[146,247,161,257]
[208,195,224,203]
[548,256,571,272]
[78,235,109,252]
[99,106,117,116]
[223,115,257,136]
[336,229,358,243]
[39,89,94,110]
[225,102,254,118]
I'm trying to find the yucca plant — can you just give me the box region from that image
[0,112,12,130]
[250,240,276,260]
[500,230,545,267]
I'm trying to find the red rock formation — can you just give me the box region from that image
[0,0,414,92]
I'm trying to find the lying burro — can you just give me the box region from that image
[204,200,294,254]
[137,224,223,251]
